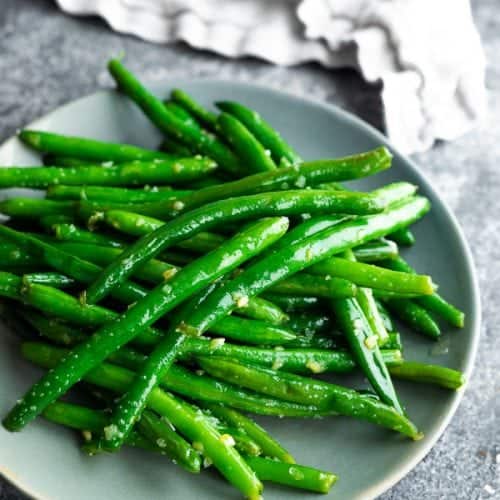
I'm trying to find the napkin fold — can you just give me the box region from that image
[56,0,486,154]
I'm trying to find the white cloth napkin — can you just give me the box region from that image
[56,0,486,154]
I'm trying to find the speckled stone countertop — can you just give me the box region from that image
[0,1,499,498]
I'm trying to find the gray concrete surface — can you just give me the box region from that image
[0,0,498,498]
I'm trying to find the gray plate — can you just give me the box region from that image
[0,80,480,500]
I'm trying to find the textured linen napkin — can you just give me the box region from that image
[56,0,486,154]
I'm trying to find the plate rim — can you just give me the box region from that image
[0,79,481,500]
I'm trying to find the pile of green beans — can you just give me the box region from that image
[0,58,466,499]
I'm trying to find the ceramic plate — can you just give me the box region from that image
[0,81,480,500]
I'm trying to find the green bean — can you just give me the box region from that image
[108,60,243,177]
[352,238,399,262]
[234,296,289,325]
[206,316,296,345]
[389,361,465,389]
[136,149,394,217]
[3,218,288,432]
[199,357,420,439]
[0,199,77,218]
[21,343,261,499]
[136,410,202,472]
[93,209,163,235]
[182,338,356,374]
[203,403,294,463]
[23,305,158,349]
[384,299,441,339]
[22,272,75,289]
[47,185,192,203]
[171,89,218,129]
[42,400,109,432]
[245,456,337,494]
[182,338,401,373]
[21,281,115,327]
[21,302,352,371]
[308,257,434,296]
[0,158,216,189]
[216,112,277,172]
[216,101,301,166]
[89,181,392,222]
[19,129,173,163]
[331,297,403,413]
[87,188,410,305]
[381,257,465,328]
[270,273,357,299]
[52,224,126,248]
[389,227,415,246]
